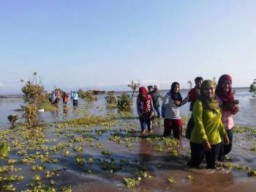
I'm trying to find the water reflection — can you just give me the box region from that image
[63,105,68,116]
[139,139,153,167]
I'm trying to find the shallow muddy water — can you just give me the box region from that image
[0,88,255,191]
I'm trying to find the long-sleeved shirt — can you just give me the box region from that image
[137,95,154,116]
[161,92,187,119]
[150,91,163,108]
[216,96,235,130]
[190,100,227,145]
[188,87,200,111]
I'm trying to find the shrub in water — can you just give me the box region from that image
[117,93,132,111]
[21,72,50,127]
[105,92,117,107]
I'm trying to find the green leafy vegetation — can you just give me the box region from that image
[21,72,56,127]
[78,90,97,101]
[105,92,117,108]
[123,177,141,188]
[117,93,132,111]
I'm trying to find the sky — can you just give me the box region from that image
[1,0,256,94]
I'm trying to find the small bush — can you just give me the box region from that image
[105,93,117,107]
[117,93,132,111]
[78,90,97,101]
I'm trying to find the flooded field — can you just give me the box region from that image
[0,88,256,191]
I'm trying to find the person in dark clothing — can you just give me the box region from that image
[151,85,163,118]
[62,92,69,105]
[147,85,154,95]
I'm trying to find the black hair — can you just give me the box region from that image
[194,77,203,82]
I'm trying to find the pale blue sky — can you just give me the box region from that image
[1,0,256,94]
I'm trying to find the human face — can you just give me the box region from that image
[195,80,203,89]
[221,80,232,93]
[203,84,215,99]
[173,84,180,93]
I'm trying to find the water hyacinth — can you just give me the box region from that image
[123,177,141,188]
[0,142,10,159]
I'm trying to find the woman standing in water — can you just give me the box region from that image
[187,80,229,169]
[137,87,154,134]
[161,82,187,139]
[216,74,239,161]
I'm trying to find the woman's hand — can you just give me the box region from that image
[203,140,211,151]
[223,135,230,145]
[174,100,181,106]
[232,104,239,114]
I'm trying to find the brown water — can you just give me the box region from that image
[2,118,254,192]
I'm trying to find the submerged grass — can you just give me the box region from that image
[60,116,116,126]
[233,126,256,134]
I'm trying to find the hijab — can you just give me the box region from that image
[138,87,151,112]
[170,82,182,103]
[199,80,219,112]
[215,74,234,108]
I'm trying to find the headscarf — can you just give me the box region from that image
[139,87,147,95]
[139,87,151,112]
[215,74,234,109]
[199,80,219,112]
[170,82,182,103]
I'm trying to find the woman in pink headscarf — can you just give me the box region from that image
[216,74,239,161]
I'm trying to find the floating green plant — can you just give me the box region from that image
[247,168,256,177]
[0,142,10,159]
[101,150,112,156]
[168,176,175,184]
[75,156,86,165]
[32,164,45,171]
[187,175,193,180]
[61,116,115,126]
[60,186,72,192]
[123,177,141,188]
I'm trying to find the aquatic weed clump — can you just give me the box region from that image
[61,116,115,126]
[123,177,141,188]
[232,126,256,134]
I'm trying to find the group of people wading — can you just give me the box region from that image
[136,74,239,169]
[49,89,79,107]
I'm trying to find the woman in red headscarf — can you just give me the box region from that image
[216,74,239,161]
[137,87,154,134]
